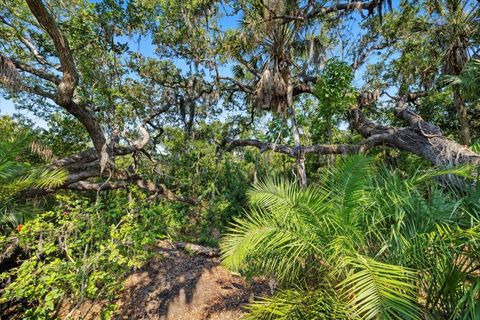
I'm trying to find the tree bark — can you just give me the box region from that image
[289,106,308,187]
[453,86,471,145]
[25,0,110,169]
[352,96,480,167]
[223,96,480,170]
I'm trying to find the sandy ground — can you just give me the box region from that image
[59,241,270,320]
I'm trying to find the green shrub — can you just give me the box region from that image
[0,194,160,319]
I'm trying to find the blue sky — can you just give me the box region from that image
[0,99,16,117]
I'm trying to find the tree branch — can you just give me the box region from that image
[65,177,198,205]
[24,0,110,168]
[25,0,78,106]
[222,136,392,157]
[309,0,382,18]
[10,58,61,84]
[223,92,480,169]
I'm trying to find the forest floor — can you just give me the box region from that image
[58,241,271,320]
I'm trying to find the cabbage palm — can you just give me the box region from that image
[442,59,480,100]
[427,0,480,145]
[221,155,480,319]
[0,136,67,233]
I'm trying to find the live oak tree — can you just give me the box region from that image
[213,0,480,186]
[0,0,479,193]
[0,0,217,202]
[362,0,480,145]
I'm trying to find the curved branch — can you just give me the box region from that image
[26,0,78,106]
[224,92,480,169]
[52,126,151,169]
[222,135,393,157]
[25,0,109,166]
[10,58,61,84]
[65,177,198,205]
[351,98,480,166]
[309,0,383,18]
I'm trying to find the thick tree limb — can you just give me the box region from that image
[1,2,194,205]
[265,0,383,23]
[24,0,110,167]
[34,126,195,204]
[52,127,151,185]
[223,94,480,168]
[65,177,198,205]
[350,95,480,166]
[52,126,150,169]
[309,0,382,18]
[62,102,109,169]
[10,58,61,84]
[293,81,313,96]
[26,169,198,205]
[25,0,78,106]
[63,168,101,185]
[222,134,395,157]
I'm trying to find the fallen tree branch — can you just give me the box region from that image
[172,242,220,257]
[24,125,195,204]
[223,93,480,168]
[221,136,393,157]
[27,175,198,205]
[66,175,197,205]
[52,125,150,170]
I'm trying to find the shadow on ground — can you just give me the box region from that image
[58,241,270,320]
[112,241,270,320]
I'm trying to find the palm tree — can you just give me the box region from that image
[442,58,480,100]
[221,155,480,319]
[225,0,311,186]
[225,0,394,187]
[427,0,480,145]
[0,135,67,233]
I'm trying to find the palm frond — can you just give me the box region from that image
[243,287,348,320]
[27,167,68,189]
[452,279,480,319]
[471,141,480,153]
[326,155,374,212]
[222,155,479,318]
[0,135,67,233]
[247,178,334,229]
[407,164,475,185]
[221,205,322,283]
[338,255,419,320]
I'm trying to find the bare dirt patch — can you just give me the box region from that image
[60,241,270,320]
